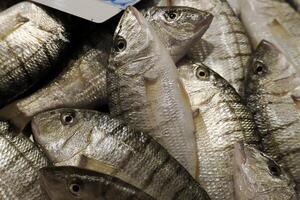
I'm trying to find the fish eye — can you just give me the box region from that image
[61,112,76,125]
[69,182,81,196]
[253,60,266,75]
[195,66,210,80]
[114,36,127,52]
[164,11,179,21]
[267,159,281,177]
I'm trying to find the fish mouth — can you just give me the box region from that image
[234,142,247,166]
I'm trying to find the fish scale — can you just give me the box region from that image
[245,40,300,196]
[0,2,70,106]
[178,60,261,200]
[32,109,210,200]
[0,121,50,200]
[170,0,252,96]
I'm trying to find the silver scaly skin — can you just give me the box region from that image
[0,31,112,131]
[0,6,213,131]
[107,7,197,176]
[40,166,154,200]
[237,0,300,76]
[245,40,300,195]
[233,143,297,200]
[170,0,252,96]
[178,59,261,200]
[32,108,211,200]
[0,2,70,106]
[0,121,50,200]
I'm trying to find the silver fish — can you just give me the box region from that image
[0,121,50,200]
[233,143,297,200]
[32,108,211,200]
[0,2,70,106]
[236,0,300,76]
[245,40,300,195]
[0,6,213,131]
[178,59,261,200]
[107,6,197,176]
[170,0,252,95]
[40,166,154,200]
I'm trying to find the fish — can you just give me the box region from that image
[227,0,241,16]
[32,108,211,200]
[144,6,213,62]
[169,0,252,96]
[0,6,213,131]
[107,6,197,176]
[0,2,70,107]
[178,59,261,200]
[245,40,300,195]
[233,143,297,200]
[236,0,300,76]
[40,166,154,200]
[0,121,50,200]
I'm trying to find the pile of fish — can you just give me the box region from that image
[0,0,299,199]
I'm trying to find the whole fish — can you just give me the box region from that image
[107,6,197,176]
[178,59,261,200]
[40,166,154,200]
[237,0,300,76]
[32,108,211,200]
[233,143,297,200]
[0,2,70,106]
[170,0,252,95]
[0,121,50,200]
[245,40,300,195]
[0,6,213,131]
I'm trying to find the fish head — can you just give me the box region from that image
[178,59,234,106]
[40,166,100,200]
[145,6,213,61]
[32,109,100,164]
[233,143,296,199]
[109,6,156,75]
[247,40,300,94]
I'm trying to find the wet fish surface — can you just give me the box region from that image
[0,6,212,131]
[170,0,252,95]
[32,108,211,200]
[107,7,197,176]
[237,0,300,76]
[245,40,300,195]
[40,166,154,200]
[178,59,261,200]
[233,143,297,200]
[0,2,70,106]
[0,121,50,200]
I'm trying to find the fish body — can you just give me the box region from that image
[107,7,197,176]
[178,60,261,200]
[0,2,70,106]
[237,0,300,75]
[233,143,297,200]
[245,40,300,195]
[0,6,212,131]
[40,166,154,200]
[32,108,210,200]
[0,121,50,200]
[170,0,252,95]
